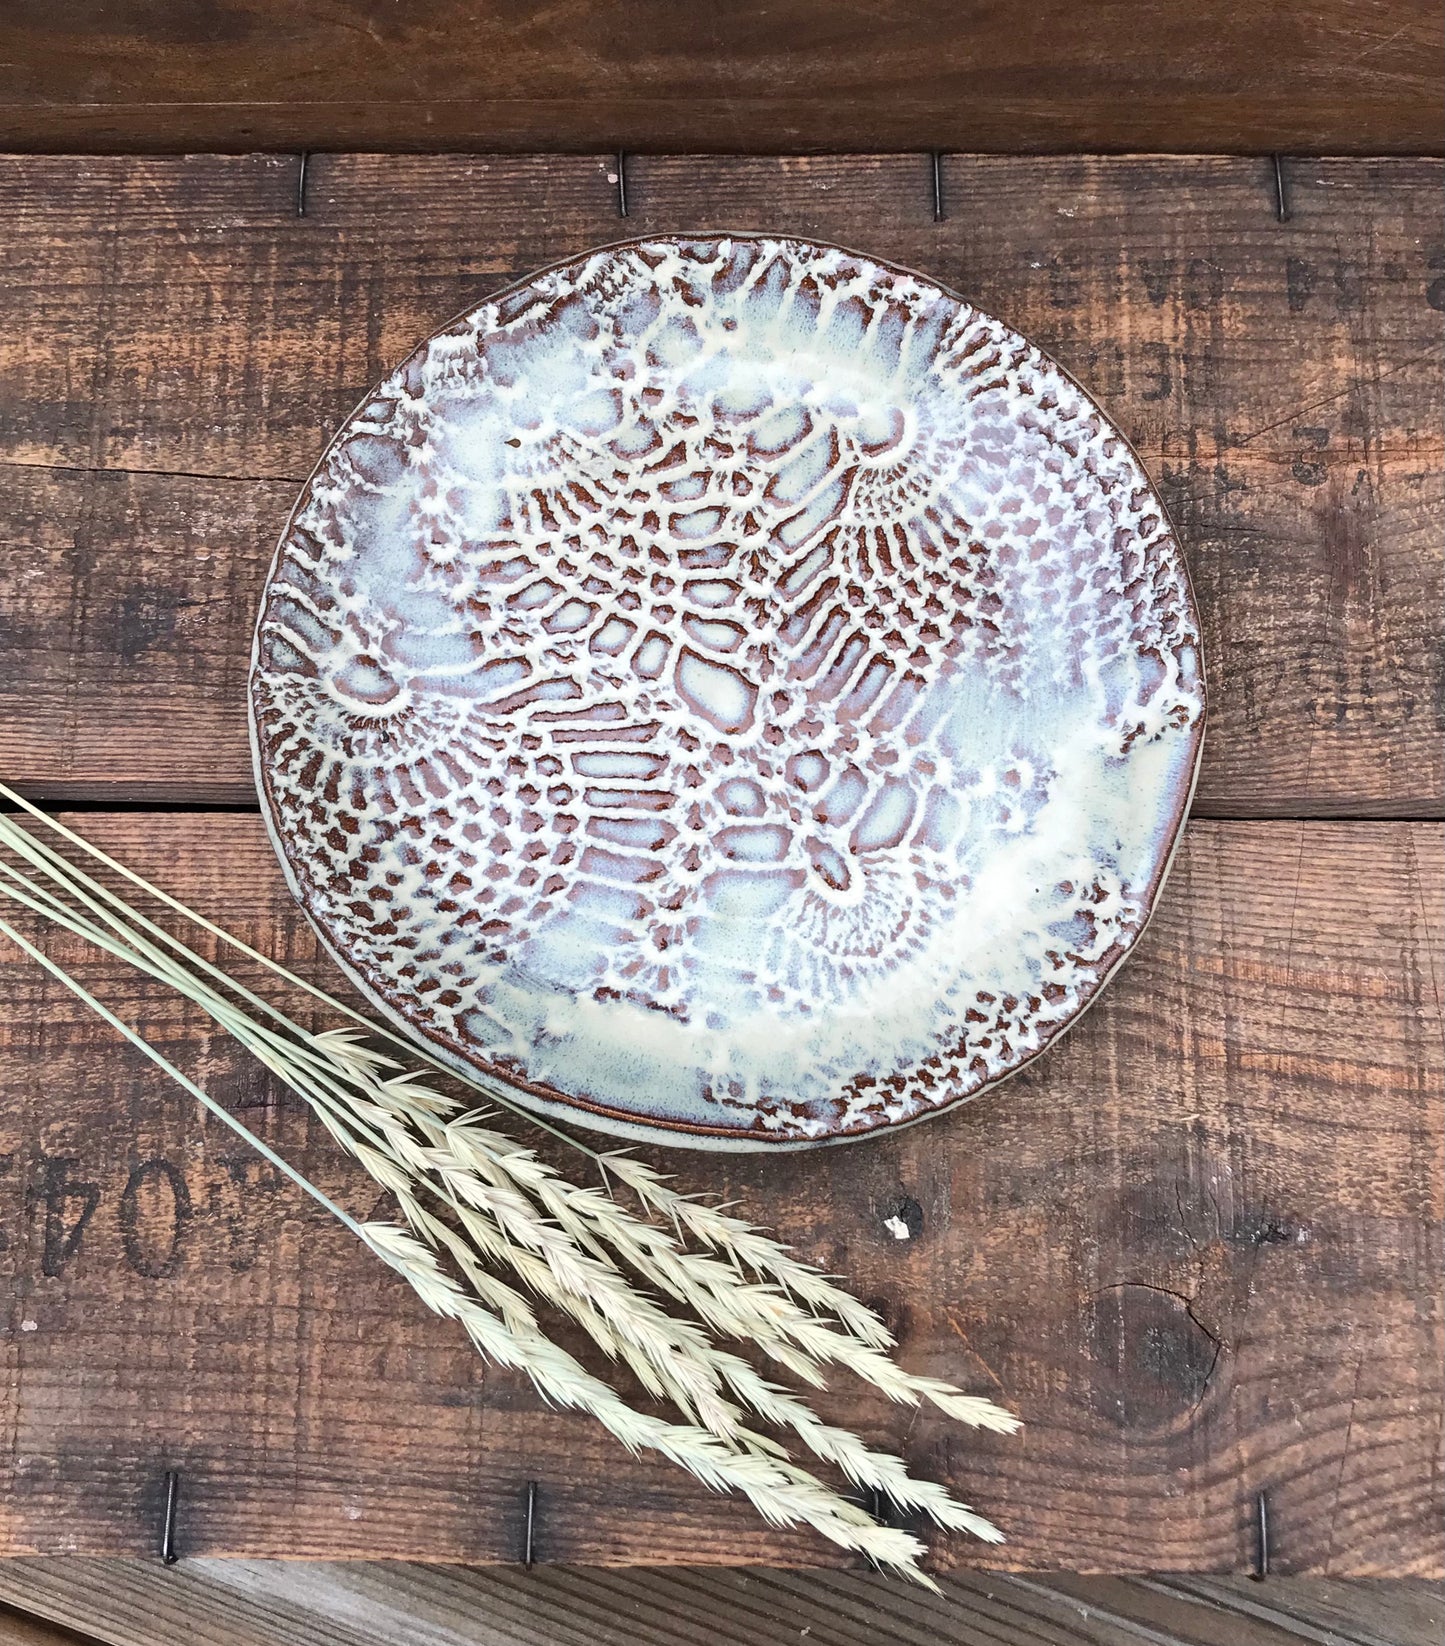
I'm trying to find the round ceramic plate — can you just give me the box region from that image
[250,234,1205,1150]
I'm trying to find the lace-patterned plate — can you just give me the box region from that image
[250,235,1205,1150]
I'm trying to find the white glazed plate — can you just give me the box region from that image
[250,235,1206,1149]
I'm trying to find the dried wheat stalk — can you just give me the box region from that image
[0,783,1019,1583]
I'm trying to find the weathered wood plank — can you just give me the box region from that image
[0,1561,1440,1646]
[0,155,1439,815]
[0,1607,77,1646]
[0,2,1440,155]
[1145,1575,1445,1646]
[0,814,1439,1572]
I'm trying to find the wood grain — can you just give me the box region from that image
[0,154,1439,816]
[0,2,1440,155]
[0,813,1439,1573]
[0,1560,1440,1646]
[0,1608,77,1646]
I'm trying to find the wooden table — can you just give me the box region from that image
[0,152,1440,1581]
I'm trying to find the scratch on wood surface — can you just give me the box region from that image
[945,1314,1009,1400]
[1403,826,1444,1030]
[1354,23,1412,64]
[1325,1357,1366,1575]
[0,457,302,487]
[1234,353,1433,447]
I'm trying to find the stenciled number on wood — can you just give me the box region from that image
[7,1152,248,1279]
[116,1157,192,1279]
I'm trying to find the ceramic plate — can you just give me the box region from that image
[250,235,1205,1149]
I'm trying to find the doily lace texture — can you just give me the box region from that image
[251,236,1205,1146]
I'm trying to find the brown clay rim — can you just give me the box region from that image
[249,230,1208,1151]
